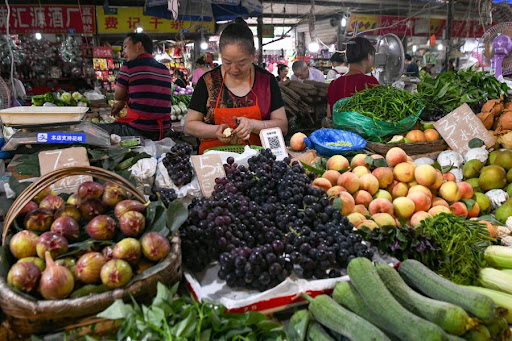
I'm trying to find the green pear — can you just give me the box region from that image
[466,178,481,192]
[495,202,512,223]
[488,150,501,165]
[479,165,507,191]
[473,192,491,214]
[463,159,484,179]
[494,150,512,170]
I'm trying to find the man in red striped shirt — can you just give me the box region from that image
[105,33,172,140]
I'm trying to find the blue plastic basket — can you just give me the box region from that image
[304,128,366,157]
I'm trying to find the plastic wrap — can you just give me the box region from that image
[437,150,464,169]
[464,147,489,163]
[486,189,509,211]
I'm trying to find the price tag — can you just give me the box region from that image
[434,103,496,153]
[190,154,226,198]
[38,147,92,194]
[259,127,288,161]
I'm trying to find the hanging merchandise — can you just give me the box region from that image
[210,0,263,21]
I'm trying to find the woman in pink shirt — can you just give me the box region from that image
[192,56,210,86]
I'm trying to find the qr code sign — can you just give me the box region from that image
[268,136,281,149]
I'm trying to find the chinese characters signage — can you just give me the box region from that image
[434,104,496,153]
[37,132,86,144]
[0,5,95,34]
[96,7,214,34]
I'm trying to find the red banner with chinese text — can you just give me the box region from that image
[0,5,96,34]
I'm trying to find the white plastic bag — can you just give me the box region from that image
[414,157,435,166]
[129,158,158,195]
[449,168,463,182]
[486,189,509,211]
[154,155,201,199]
[464,147,489,163]
[437,150,464,169]
[204,145,258,167]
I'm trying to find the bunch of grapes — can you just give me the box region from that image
[180,149,373,291]
[155,189,178,207]
[162,144,194,187]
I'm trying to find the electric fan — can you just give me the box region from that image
[478,22,512,78]
[374,33,405,84]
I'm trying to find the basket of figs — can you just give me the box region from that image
[0,166,186,337]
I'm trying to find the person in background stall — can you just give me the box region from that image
[404,54,419,77]
[326,52,348,81]
[103,32,172,140]
[1,70,26,106]
[420,64,434,78]
[184,17,288,154]
[327,36,379,117]
[276,64,290,83]
[290,60,325,82]
[174,69,188,89]
[192,56,209,87]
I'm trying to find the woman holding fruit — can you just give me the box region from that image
[184,18,288,154]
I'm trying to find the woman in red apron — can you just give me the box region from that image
[184,18,288,154]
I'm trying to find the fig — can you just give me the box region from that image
[75,252,107,284]
[56,257,77,280]
[102,182,127,207]
[86,215,116,240]
[39,195,65,212]
[112,238,141,264]
[33,187,57,204]
[7,262,41,292]
[78,181,104,200]
[100,259,133,289]
[67,193,82,207]
[141,232,171,261]
[51,216,80,241]
[9,230,38,259]
[24,208,54,232]
[114,200,149,219]
[17,257,46,271]
[79,198,105,220]
[54,206,81,222]
[119,211,146,237]
[36,232,68,259]
[18,201,39,217]
[135,259,155,274]
[102,245,114,261]
[39,251,74,300]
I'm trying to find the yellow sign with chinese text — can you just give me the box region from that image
[96,7,214,34]
[348,14,379,33]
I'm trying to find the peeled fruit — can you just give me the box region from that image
[102,182,127,207]
[289,132,307,151]
[24,208,53,232]
[359,174,379,195]
[7,262,41,292]
[141,232,171,261]
[439,181,461,203]
[326,155,349,171]
[119,211,146,237]
[9,230,38,259]
[36,232,68,259]
[338,192,355,216]
[479,166,507,191]
[337,172,360,194]
[494,150,512,170]
[17,257,45,271]
[39,251,74,300]
[386,147,408,167]
[78,181,104,200]
[372,167,394,189]
[347,213,366,226]
[66,193,82,207]
[393,162,416,183]
[100,259,133,289]
[76,252,107,284]
[424,129,440,141]
[54,206,81,222]
[33,187,57,204]
[393,197,416,219]
[113,238,141,264]
[79,199,105,221]
[19,201,39,216]
[86,215,116,240]
[414,165,437,187]
[371,213,397,227]
[51,216,80,241]
[39,195,65,212]
[55,257,77,280]
[114,200,149,219]
[463,159,484,179]
[410,211,431,227]
[474,192,491,214]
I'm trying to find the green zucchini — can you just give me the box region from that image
[307,321,335,341]
[463,325,491,341]
[285,309,310,341]
[333,281,399,341]
[307,294,391,341]
[398,259,498,322]
[347,257,449,341]
[375,262,476,335]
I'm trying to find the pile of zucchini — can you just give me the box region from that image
[288,258,509,341]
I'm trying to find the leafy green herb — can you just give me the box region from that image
[166,199,188,236]
[96,282,285,341]
[14,154,40,176]
[300,162,324,175]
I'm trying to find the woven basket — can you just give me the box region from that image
[0,166,182,337]
[365,139,448,156]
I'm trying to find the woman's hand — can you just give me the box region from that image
[111,100,126,116]
[216,123,232,144]
[233,117,255,140]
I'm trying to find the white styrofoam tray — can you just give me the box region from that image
[0,106,88,125]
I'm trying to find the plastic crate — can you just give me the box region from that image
[204,145,262,154]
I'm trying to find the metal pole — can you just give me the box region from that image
[257,15,264,66]
[445,0,453,68]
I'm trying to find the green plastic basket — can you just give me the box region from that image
[204,145,262,154]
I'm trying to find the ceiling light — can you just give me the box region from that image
[341,17,347,27]
[308,41,320,53]
[412,45,417,53]
[136,27,143,33]
[200,41,208,50]
[35,32,42,40]
[437,44,443,51]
